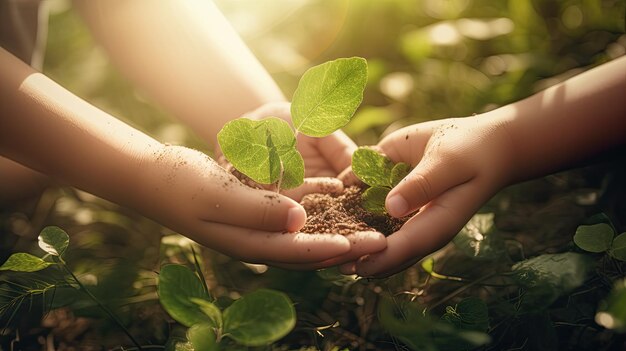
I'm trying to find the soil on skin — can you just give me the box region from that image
[220,157,408,235]
[300,185,408,235]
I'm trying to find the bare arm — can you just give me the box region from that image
[341,56,626,277]
[1,46,374,265]
[72,0,286,145]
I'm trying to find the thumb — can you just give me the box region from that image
[385,158,471,218]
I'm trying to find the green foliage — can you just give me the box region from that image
[453,213,505,260]
[573,219,626,261]
[158,265,213,327]
[512,252,594,309]
[223,289,296,346]
[218,57,367,190]
[0,253,53,273]
[352,147,412,215]
[158,265,296,348]
[38,226,70,257]
[217,117,304,189]
[574,223,614,253]
[378,296,490,351]
[291,57,367,137]
[609,233,626,261]
[187,324,219,351]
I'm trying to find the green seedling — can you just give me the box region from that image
[158,264,296,350]
[218,57,368,190]
[0,226,144,350]
[351,147,411,215]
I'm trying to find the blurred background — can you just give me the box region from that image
[43,0,626,149]
[2,0,625,349]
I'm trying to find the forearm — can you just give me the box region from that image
[493,56,626,183]
[73,0,285,146]
[0,47,161,210]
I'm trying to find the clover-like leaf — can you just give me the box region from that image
[574,223,614,253]
[218,117,304,189]
[0,253,53,272]
[292,57,367,137]
[390,162,411,187]
[352,147,394,187]
[38,226,69,257]
[361,186,390,215]
[610,233,626,261]
[223,289,295,346]
[158,265,212,327]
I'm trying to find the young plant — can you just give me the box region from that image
[0,226,143,350]
[217,57,368,190]
[158,264,296,350]
[351,147,411,215]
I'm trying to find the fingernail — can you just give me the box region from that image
[286,206,306,232]
[386,194,408,217]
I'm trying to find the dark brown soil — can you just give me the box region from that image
[300,186,408,235]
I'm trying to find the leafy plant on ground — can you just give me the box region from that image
[158,264,296,350]
[218,57,367,190]
[0,226,143,349]
[351,147,411,215]
[573,215,626,261]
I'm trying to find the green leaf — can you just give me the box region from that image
[158,265,212,327]
[421,257,435,274]
[217,117,304,189]
[596,278,626,332]
[390,162,411,187]
[361,186,390,215]
[0,253,53,272]
[187,324,219,351]
[38,226,69,257]
[352,147,394,187]
[573,223,614,253]
[512,252,593,308]
[441,298,489,332]
[292,57,367,137]
[191,298,223,328]
[453,213,505,260]
[610,233,626,261]
[223,289,295,346]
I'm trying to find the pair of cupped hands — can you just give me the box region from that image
[146,102,511,277]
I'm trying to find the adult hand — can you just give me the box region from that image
[340,115,513,277]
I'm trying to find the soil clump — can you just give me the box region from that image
[300,186,407,235]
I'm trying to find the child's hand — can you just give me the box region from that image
[341,115,513,277]
[138,145,384,268]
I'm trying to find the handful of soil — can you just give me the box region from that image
[300,186,408,236]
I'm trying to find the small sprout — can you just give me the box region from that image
[352,147,411,215]
[218,57,368,191]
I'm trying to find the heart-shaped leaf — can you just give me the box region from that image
[574,223,614,253]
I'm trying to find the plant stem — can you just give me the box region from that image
[59,259,143,350]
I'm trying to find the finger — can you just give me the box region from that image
[268,231,387,270]
[316,130,358,173]
[356,181,488,277]
[281,177,343,201]
[201,173,306,232]
[385,155,473,218]
[337,166,362,186]
[191,221,352,264]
